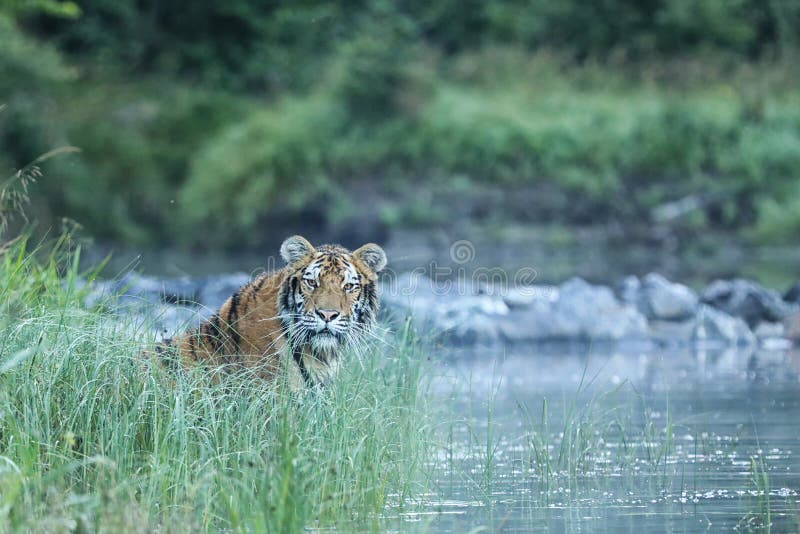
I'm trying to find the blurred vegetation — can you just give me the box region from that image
[1,0,800,248]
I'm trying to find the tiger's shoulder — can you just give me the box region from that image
[154,269,287,374]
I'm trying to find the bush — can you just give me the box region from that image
[21,0,800,94]
[488,0,798,60]
[178,97,342,244]
[11,85,248,244]
[168,55,800,246]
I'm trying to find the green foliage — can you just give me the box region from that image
[19,0,800,91]
[179,97,341,243]
[170,55,800,245]
[750,193,800,244]
[0,0,79,20]
[0,15,72,94]
[330,14,425,120]
[3,0,800,247]
[488,0,797,60]
[24,2,364,92]
[7,85,249,244]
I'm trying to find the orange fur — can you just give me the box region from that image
[151,235,386,390]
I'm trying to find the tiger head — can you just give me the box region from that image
[278,235,387,354]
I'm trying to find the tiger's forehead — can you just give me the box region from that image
[302,253,360,283]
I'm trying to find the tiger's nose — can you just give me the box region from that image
[317,309,340,322]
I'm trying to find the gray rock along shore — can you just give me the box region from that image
[85,270,800,350]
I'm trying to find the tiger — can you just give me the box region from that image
[151,235,387,391]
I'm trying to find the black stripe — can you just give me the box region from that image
[227,290,241,350]
[356,281,377,325]
[252,275,267,294]
[293,346,312,386]
[188,334,197,360]
[154,339,178,370]
[203,315,223,352]
[279,276,299,327]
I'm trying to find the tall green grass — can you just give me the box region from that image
[0,238,431,532]
[518,376,675,493]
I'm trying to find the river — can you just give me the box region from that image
[392,345,800,531]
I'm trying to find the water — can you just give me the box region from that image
[394,347,800,532]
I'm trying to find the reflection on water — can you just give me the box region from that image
[397,347,800,532]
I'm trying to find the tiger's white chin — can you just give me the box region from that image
[310,332,341,352]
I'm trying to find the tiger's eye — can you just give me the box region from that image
[305,278,318,289]
[344,283,357,291]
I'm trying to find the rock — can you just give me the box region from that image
[115,272,201,306]
[383,274,762,347]
[649,307,755,348]
[754,321,793,350]
[139,303,204,338]
[83,271,250,336]
[501,285,558,309]
[784,282,800,304]
[618,275,641,305]
[754,321,785,340]
[694,305,755,347]
[701,278,796,327]
[638,273,698,321]
[498,305,567,342]
[197,272,251,311]
[499,278,648,343]
[382,272,450,306]
[158,278,202,305]
[648,319,696,346]
[784,312,800,343]
[381,274,509,345]
[437,297,505,345]
[556,278,649,340]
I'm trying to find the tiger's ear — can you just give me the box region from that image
[353,243,387,273]
[280,235,315,264]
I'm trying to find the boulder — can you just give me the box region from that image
[784,312,800,343]
[694,305,755,347]
[112,272,201,306]
[753,321,785,340]
[556,278,649,340]
[637,273,698,321]
[381,274,765,347]
[381,274,509,345]
[784,282,800,304]
[139,303,204,338]
[499,278,648,343]
[501,285,558,309]
[436,297,505,345]
[701,278,796,327]
[618,275,641,305]
[648,319,696,347]
[197,273,251,311]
